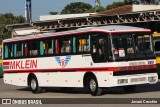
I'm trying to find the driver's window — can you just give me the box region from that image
[91,34,108,63]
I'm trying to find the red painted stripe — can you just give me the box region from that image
[3,64,157,74]
[3,62,10,65]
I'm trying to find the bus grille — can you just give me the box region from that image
[113,69,157,76]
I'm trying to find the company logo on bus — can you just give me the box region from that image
[148,61,154,64]
[55,56,71,68]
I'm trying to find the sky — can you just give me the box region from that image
[0,0,123,21]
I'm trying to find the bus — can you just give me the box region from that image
[2,25,158,96]
[0,45,2,77]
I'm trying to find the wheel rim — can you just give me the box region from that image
[89,79,96,92]
[31,79,37,90]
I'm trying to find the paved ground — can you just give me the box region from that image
[0,78,160,107]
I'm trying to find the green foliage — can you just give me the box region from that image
[0,13,25,41]
[49,11,59,15]
[61,2,92,14]
[106,1,125,10]
[87,6,106,13]
[124,0,133,4]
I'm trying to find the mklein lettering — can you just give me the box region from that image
[9,60,37,69]
[25,60,30,68]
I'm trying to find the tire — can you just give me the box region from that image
[87,76,102,96]
[29,75,43,93]
[123,85,136,93]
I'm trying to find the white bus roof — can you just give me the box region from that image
[3,25,151,43]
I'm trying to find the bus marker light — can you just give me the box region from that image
[109,73,113,76]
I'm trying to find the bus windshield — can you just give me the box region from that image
[111,33,155,61]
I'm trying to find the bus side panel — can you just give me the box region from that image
[3,73,28,86]
[33,72,85,87]
[3,72,85,87]
[94,72,113,87]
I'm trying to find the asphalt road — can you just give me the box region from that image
[0,78,160,107]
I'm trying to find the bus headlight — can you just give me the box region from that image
[148,76,157,84]
[118,79,128,84]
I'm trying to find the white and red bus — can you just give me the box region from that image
[2,25,158,96]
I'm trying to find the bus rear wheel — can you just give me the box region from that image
[123,85,136,93]
[87,76,102,96]
[29,76,43,93]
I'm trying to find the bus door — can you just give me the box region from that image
[91,35,108,63]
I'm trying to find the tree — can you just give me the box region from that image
[61,2,92,14]
[133,0,160,4]
[124,0,133,4]
[106,1,125,10]
[49,11,59,15]
[0,13,25,41]
[87,6,106,13]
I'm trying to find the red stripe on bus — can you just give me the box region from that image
[3,62,10,65]
[3,64,157,74]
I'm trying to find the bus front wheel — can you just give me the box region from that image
[29,76,43,93]
[87,76,102,96]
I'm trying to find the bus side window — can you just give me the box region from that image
[25,43,28,57]
[14,44,17,57]
[46,40,54,55]
[15,43,24,57]
[40,41,44,55]
[4,44,14,59]
[40,40,54,56]
[4,45,9,58]
[60,37,72,54]
[29,42,38,56]
[88,35,91,52]
[55,39,59,55]
[78,36,90,53]
[51,40,54,54]
[73,37,76,53]
[21,43,24,56]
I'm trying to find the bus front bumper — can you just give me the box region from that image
[104,73,158,87]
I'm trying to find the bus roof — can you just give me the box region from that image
[3,25,151,43]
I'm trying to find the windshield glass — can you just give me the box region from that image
[111,33,155,61]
